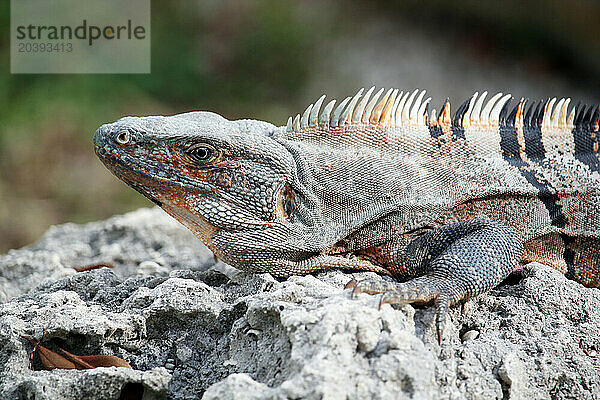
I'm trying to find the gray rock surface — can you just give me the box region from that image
[0,207,214,303]
[1,207,599,399]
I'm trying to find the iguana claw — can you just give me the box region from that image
[344,279,357,290]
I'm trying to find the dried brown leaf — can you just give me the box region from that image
[22,336,76,370]
[60,348,132,369]
[58,348,95,369]
[22,336,132,370]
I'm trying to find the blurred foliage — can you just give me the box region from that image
[387,0,600,90]
[0,0,598,252]
[0,0,323,251]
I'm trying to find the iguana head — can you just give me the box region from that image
[94,111,302,253]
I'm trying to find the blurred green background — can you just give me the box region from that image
[1,0,599,253]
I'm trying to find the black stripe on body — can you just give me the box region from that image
[572,125,600,172]
[522,126,546,162]
[499,125,567,228]
[572,104,600,172]
[451,99,469,140]
[451,126,465,140]
[498,124,520,160]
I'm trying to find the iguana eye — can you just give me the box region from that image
[186,144,218,164]
[115,131,130,145]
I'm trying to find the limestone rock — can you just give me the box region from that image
[0,208,599,399]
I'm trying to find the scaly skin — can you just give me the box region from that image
[94,87,600,343]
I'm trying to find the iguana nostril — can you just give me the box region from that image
[115,131,131,145]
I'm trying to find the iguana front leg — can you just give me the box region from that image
[347,219,524,343]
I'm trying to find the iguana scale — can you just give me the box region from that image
[93,87,600,342]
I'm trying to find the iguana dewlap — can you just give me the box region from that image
[94,87,600,342]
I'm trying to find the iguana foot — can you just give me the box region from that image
[347,219,524,344]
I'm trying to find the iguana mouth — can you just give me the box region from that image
[95,144,211,194]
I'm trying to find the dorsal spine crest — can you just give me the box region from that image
[285,87,598,135]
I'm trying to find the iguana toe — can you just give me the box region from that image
[379,281,451,344]
[377,277,442,306]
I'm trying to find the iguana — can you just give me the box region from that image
[94,87,600,342]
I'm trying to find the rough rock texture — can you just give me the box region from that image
[1,207,599,399]
[0,208,213,303]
